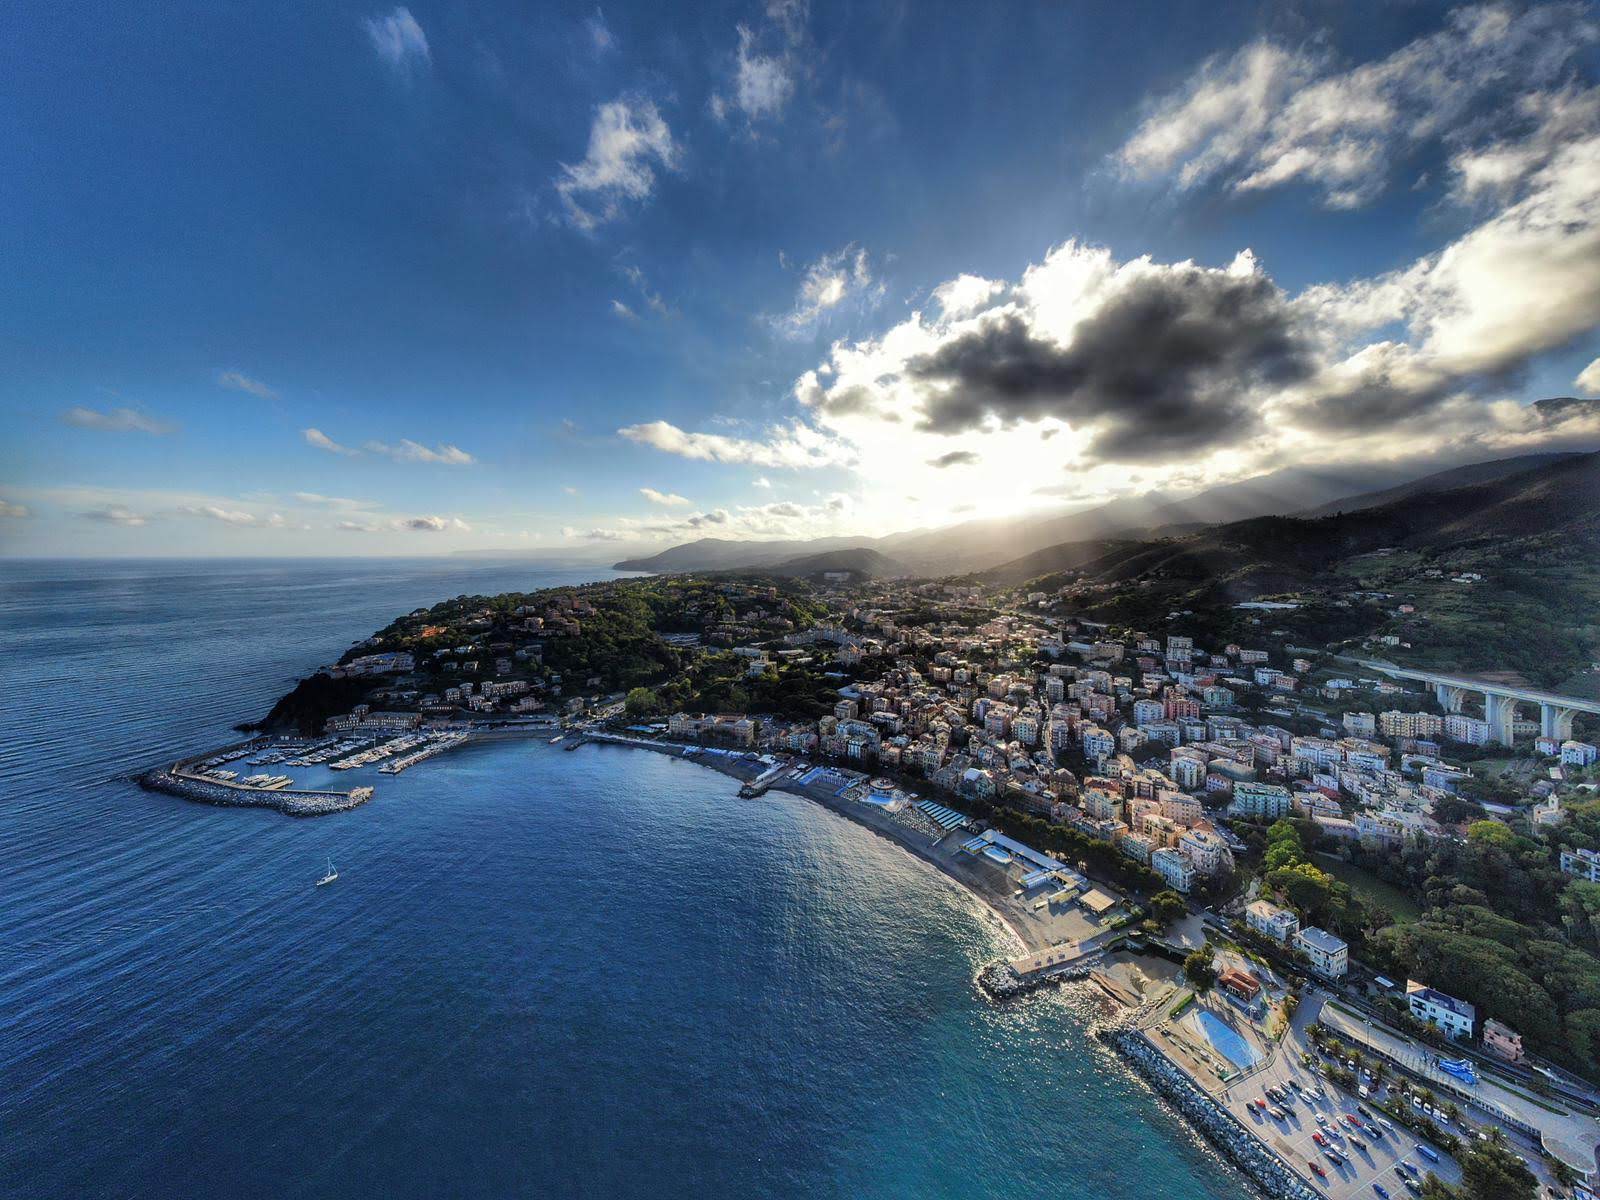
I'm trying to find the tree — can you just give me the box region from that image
[1184,946,1218,992]
[624,687,661,717]
[1455,1139,1537,1200]
[1149,890,1187,928]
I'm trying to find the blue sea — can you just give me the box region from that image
[0,558,1246,1198]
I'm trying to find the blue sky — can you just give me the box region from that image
[3,1,1599,556]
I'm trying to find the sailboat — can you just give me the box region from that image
[315,857,339,887]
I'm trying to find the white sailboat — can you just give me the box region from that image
[315,857,338,887]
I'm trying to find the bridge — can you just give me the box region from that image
[1349,659,1600,746]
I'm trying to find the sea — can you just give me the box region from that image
[0,558,1246,1199]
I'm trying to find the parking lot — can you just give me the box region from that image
[1144,989,1464,1200]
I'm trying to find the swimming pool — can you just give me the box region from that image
[1189,1009,1261,1070]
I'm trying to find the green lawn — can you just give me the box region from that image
[1314,855,1423,925]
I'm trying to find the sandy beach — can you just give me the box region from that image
[577,737,1101,958]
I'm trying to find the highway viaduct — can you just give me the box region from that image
[1349,659,1600,746]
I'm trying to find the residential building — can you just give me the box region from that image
[1562,740,1599,767]
[1245,899,1300,944]
[1406,980,1476,1040]
[1560,847,1600,883]
[1151,847,1194,893]
[1231,780,1293,819]
[1481,1018,1524,1063]
[1295,927,1348,979]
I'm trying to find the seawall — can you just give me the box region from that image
[139,768,372,817]
[1102,1029,1320,1200]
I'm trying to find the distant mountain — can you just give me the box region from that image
[613,535,872,573]
[1294,452,1584,518]
[614,464,1426,576]
[757,547,909,579]
[612,444,1599,578]
[986,450,1600,595]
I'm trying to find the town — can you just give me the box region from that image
[198,568,1600,1200]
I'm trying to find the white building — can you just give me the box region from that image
[1151,847,1195,893]
[1562,740,1599,767]
[1406,980,1476,1040]
[1295,927,1348,979]
[1245,899,1300,944]
[1178,829,1228,876]
[1560,847,1600,883]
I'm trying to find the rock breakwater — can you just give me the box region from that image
[139,768,372,816]
[1103,1029,1319,1200]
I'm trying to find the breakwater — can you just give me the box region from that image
[977,958,1097,1000]
[1103,1029,1320,1200]
[139,767,373,816]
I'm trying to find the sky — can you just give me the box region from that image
[3,0,1600,558]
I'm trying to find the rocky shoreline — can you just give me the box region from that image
[1103,1028,1319,1200]
[138,767,372,816]
[977,959,1098,1000]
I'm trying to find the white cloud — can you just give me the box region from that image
[751,476,772,489]
[1117,4,1597,207]
[62,406,173,435]
[303,427,358,455]
[217,370,277,399]
[763,92,1600,533]
[562,526,627,541]
[566,493,859,545]
[556,98,680,230]
[293,492,376,510]
[79,505,150,527]
[365,7,430,72]
[340,515,471,533]
[618,419,851,469]
[181,505,287,528]
[365,438,476,465]
[1578,356,1600,395]
[610,299,637,319]
[711,1,809,125]
[729,24,794,120]
[931,274,1006,319]
[585,9,614,53]
[771,244,883,338]
[0,499,31,518]
[639,487,691,506]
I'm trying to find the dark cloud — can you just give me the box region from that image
[927,450,979,468]
[906,267,1312,461]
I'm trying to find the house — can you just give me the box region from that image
[1295,927,1348,979]
[1482,1018,1524,1063]
[1406,980,1476,1040]
[1245,899,1299,944]
[1218,967,1262,1003]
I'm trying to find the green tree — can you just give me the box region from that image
[1149,890,1187,928]
[624,687,661,717]
[1184,946,1218,992]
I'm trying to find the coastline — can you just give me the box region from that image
[578,737,1044,957]
[580,736,1321,1200]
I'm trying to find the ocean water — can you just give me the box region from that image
[0,558,1246,1198]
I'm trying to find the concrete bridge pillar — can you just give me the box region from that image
[1435,683,1468,713]
[1484,693,1518,747]
[1542,704,1579,742]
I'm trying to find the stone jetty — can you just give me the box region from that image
[139,767,373,816]
[977,958,1097,1000]
[1103,1029,1320,1200]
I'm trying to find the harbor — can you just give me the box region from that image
[141,726,487,815]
